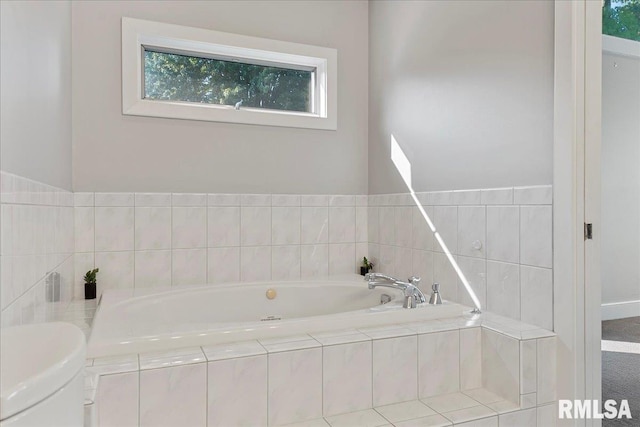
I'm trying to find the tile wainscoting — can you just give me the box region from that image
[88,313,556,427]
[73,193,369,299]
[0,171,75,328]
[367,186,553,330]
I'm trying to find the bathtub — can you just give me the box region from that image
[87,276,464,358]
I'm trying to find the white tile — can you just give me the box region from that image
[536,337,556,405]
[412,206,434,250]
[412,250,434,294]
[392,414,452,427]
[310,329,370,346]
[520,266,553,330]
[329,243,356,275]
[260,335,320,353]
[329,195,355,207]
[378,207,395,246]
[135,207,171,250]
[281,419,330,427]
[207,206,240,247]
[272,245,301,280]
[268,348,322,426]
[462,388,507,406]
[241,194,271,206]
[520,340,537,394]
[135,250,172,288]
[418,330,460,398]
[323,341,372,416]
[520,206,552,268]
[172,207,206,249]
[139,347,206,370]
[368,207,380,244]
[457,256,486,310]
[241,246,271,281]
[394,207,413,247]
[208,355,268,427]
[373,335,418,406]
[74,192,94,207]
[301,195,329,207]
[536,404,556,427]
[135,193,171,207]
[394,246,412,279]
[453,190,482,205]
[514,186,552,205]
[441,406,496,425]
[432,191,454,206]
[74,207,94,252]
[329,207,355,243]
[301,207,329,244]
[272,207,301,245]
[433,253,458,303]
[457,206,486,258]
[94,192,134,207]
[356,206,368,243]
[272,194,301,206]
[96,372,138,427]
[422,392,481,413]
[171,249,206,286]
[485,398,520,414]
[301,244,328,278]
[460,328,482,390]
[356,195,368,207]
[326,409,388,427]
[481,188,513,205]
[486,206,519,263]
[94,207,134,251]
[139,363,207,427]
[74,253,94,299]
[376,245,395,284]
[360,326,415,340]
[415,192,433,206]
[241,206,271,246]
[171,192,206,206]
[207,247,240,284]
[202,340,266,361]
[499,408,536,427]
[520,393,537,409]
[376,400,436,423]
[482,329,520,403]
[207,193,241,206]
[486,261,520,320]
[433,206,457,254]
[94,251,134,293]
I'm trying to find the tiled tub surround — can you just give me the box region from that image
[74,193,368,299]
[367,186,553,330]
[89,312,557,427]
[0,171,75,328]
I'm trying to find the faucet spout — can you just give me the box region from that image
[364,273,426,308]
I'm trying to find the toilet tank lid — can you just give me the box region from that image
[1,322,86,420]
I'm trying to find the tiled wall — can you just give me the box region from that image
[0,171,75,328]
[90,314,557,427]
[367,186,553,330]
[73,193,368,298]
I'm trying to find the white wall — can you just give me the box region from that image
[71,0,368,194]
[0,0,72,190]
[601,50,640,307]
[368,0,554,194]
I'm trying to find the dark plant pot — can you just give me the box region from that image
[360,266,372,276]
[85,282,97,300]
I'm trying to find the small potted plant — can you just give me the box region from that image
[360,257,374,276]
[84,268,99,300]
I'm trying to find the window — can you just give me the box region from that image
[122,18,337,130]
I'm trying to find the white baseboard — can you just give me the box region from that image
[601,300,640,321]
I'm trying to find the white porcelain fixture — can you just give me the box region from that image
[0,322,86,426]
[88,276,463,358]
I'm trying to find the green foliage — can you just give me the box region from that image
[362,257,374,270]
[84,268,99,284]
[603,0,640,42]
[144,50,311,112]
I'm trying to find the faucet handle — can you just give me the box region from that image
[432,282,440,292]
[408,276,421,286]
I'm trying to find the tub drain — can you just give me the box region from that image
[261,315,282,322]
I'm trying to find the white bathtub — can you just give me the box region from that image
[87,276,464,358]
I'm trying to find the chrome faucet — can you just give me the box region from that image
[364,273,427,309]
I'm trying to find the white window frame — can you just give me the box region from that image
[122,17,337,130]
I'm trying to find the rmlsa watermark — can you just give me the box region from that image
[559,400,632,419]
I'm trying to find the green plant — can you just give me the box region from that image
[362,257,374,271]
[84,268,99,284]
